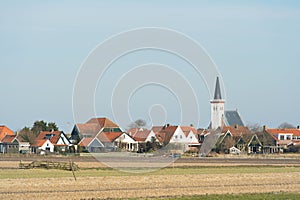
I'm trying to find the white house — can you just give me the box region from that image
[114,133,138,152]
[34,139,54,153]
[128,128,158,143]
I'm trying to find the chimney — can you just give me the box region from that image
[297,125,300,130]
[263,125,267,131]
[234,124,238,129]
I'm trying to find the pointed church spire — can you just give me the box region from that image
[214,77,222,100]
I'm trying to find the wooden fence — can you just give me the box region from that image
[19,160,79,171]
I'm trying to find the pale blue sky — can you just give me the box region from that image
[0,0,300,132]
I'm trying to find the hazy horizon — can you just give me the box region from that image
[1,1,299,132]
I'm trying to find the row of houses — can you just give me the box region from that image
[204,125,300,155]
[0,125,71,154]
[72,118,201,153]
[1,118,300,155]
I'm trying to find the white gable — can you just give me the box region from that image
[115,133,137,143]
[40,140,54,152]
[186,131,199,144]
[56,134,70,145]
[169,127,187,143]
[145,130,158,143]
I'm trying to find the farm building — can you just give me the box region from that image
[70,117,123,144]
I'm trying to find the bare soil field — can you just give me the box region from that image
[1,155,300,199]
[1,153,300,169]
[0,168,300,199]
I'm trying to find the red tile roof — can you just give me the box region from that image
[0,125,15,141]
[78,138,94,147]
[1,135,17,143]
[151,126,164,133]
[222,126,251,137]
[266,129,300,136]
[181,126,197,137]
[33,139,48,147]
[76,117,121,137]
[76,123,100,135]
[127,128,144,136]
[86,117,119,128]
[36,131,67,145]
[97,132,123,143]
[130,129,152,142]
[155,126,178,143]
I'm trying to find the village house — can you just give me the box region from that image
[265,126,300,152]
[32,131,70,154]
[0,135,19,154]
[201,125,262,154]
[214,126,254,153]
[181,126,200,152]
[256,127,280,154]
[153,125,189,153]
[17,136,31,154]
[72,117,139,152]
[32,139,54,153]
[0,125,17,153]
[127,128,159,152]
[70,117,123,144]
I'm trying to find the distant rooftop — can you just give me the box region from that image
[225,110,245,127]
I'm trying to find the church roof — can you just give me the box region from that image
[225,110,245,127]
[214,77,222,100]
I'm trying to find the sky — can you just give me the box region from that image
[0,0,300,132]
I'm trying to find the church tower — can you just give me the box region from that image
[210,77,225,129]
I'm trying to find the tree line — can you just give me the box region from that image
[18,120,59,144]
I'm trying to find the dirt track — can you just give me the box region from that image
[0,156,300,169]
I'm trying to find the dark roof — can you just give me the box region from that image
[36,131,69,145]
[155,126,178,144]
[214,77,222,100]
[225,111,244,127]
[257,130,277,146]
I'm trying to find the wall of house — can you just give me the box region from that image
[169,128,187,144]
[40,141,54,152]
[88,139,104,153]
[277,134,292,140]
[19,142,30,153]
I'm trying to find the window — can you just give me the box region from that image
[280,135,284,140]
[286,135,291,140]
[175,135,178,139]
[180,135,182,139]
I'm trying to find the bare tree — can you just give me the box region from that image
[248,123,263,133]
[128,119,147,129]
[278,122,295,129]
[222,136,236,151]
[18,127,37,145]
